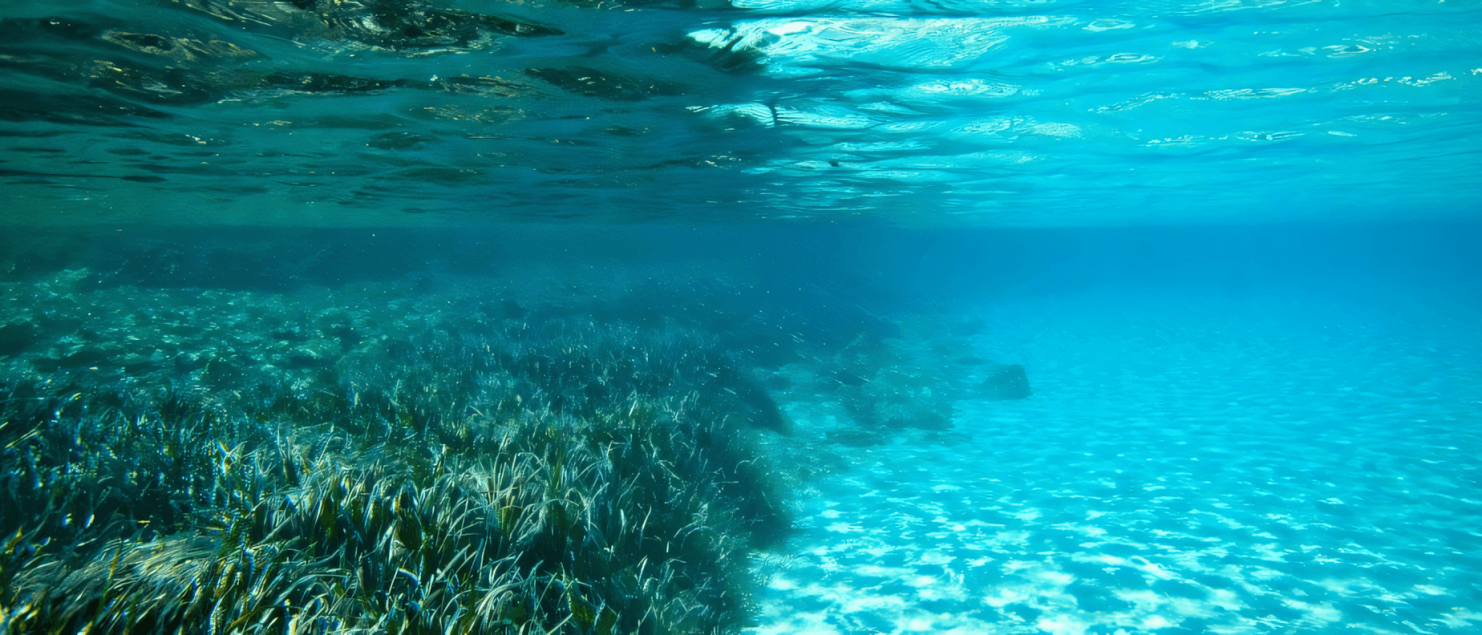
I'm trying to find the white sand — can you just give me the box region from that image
[751,283,1482,634]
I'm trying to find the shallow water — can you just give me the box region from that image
[763,283,1482,634]
[3,0,1482,632]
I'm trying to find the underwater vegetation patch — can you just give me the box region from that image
[0,229,1050,632]
[0,306,794,633]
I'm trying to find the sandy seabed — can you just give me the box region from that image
[753,285,1482,635]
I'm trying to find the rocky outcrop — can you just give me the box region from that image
[982,363,1032,400]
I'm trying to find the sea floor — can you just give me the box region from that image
[752,284,1482,634]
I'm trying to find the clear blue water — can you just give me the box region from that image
[3,0,1481,633]
[735,226,1482,633]
[762,260,1482,633]
[3,0,1479,223]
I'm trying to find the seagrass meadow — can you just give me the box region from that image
[0,226,988,634]
[0,229,818,634]
[0,327,787,633]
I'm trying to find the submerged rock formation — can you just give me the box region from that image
[982,362,1032,400]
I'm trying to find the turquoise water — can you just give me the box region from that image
[3,0,1482,633]
[3,0,1479,223]
[764,282,1482,633]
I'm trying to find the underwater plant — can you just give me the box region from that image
[0,255,1033,631]
[0,309,793,633]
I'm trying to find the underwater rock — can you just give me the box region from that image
[709,365,791,434]
[982,363,1032,400]
[839,382,954,431]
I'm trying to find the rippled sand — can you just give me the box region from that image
[754,286,1482,634]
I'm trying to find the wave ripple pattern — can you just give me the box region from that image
[756,289,1482,634]
[1,0,1479,224]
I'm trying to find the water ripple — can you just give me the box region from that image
[1,0,1479,225]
